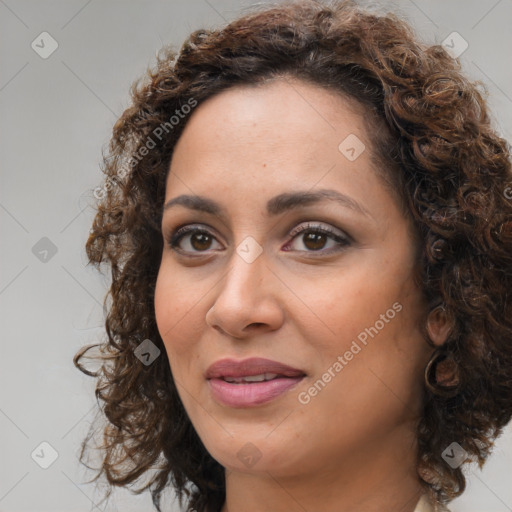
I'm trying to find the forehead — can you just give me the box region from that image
[162,79,415,250]
[167,79,371,185]
[178,78,365,140]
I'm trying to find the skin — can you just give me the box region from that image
[154,78,450,512]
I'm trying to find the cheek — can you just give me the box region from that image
[154,271,207,405]
[154,267,202,358]
[287,263,401,349]
[293,264,425,401]
[154,272,175,345]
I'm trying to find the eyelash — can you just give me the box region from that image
[166,222,351,256]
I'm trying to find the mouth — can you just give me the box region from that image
[205,357,306,408]
[222,372,283,384]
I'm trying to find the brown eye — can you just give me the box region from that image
[284,222,350,254]
[168,226,222,253]
[302,231,329,251]
[189,232,213,251]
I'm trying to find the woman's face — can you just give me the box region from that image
[155,78,432,478]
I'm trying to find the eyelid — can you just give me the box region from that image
[167,223,223,250]
[282,221,351,255]
[165,220,351,256]
[287,221,348,241]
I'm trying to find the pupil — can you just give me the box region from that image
[188,231,327,251]
[192,233,211,250]
[305,232,326,250]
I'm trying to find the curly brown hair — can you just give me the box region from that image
[74,1,512,511]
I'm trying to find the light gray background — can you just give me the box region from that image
[1,1,511,511]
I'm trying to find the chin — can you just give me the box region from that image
[201,431,308,476]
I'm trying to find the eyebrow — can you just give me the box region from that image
[162,189,372,219]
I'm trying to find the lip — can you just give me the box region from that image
[206,357,306,408]
[205,357,305,379]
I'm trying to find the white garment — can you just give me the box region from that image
[414,493,451,512]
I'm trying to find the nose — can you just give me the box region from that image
[205,248,285,339]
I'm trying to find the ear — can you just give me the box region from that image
[426,305,451,347]
[426,305,459,388]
